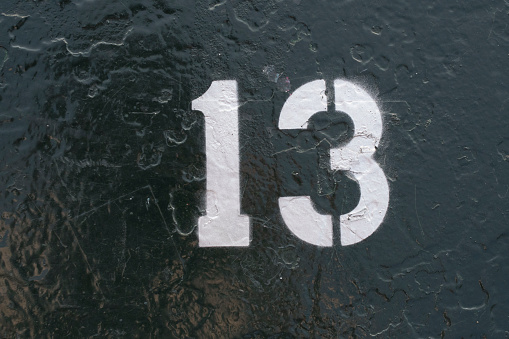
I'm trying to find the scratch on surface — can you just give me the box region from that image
[48,26,134,57]
[67,218,105,296]
[75,185,150,219]
[272,138,333,156]
[271,146,299,156]
[365,320,403,337]
[240,177,249,201]
[487,7,499,39]
[415,185,424,236]
[72,185,185,284]
[148,185,185,271]
[1,12,29,18]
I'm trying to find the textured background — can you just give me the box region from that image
[1,0,508,337]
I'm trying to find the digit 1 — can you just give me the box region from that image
[192,80,250,247]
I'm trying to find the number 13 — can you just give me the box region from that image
[192,79,389,247]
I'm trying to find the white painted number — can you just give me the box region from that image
[192,81,250,247]
[330,79,389,245]
[193,79,389,247]
[278,80,332,246]
[278,79,389,246]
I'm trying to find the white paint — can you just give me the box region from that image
[192,80,250,247]
[277,79,333,246]
[278,79,327,129]
[192,78,388,248]
[331,79,389,246]
[277,79,389,246]
[279,196,333,246]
